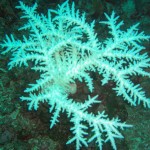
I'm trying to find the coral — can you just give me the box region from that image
[0,0,150,150]
[122,0,136,18]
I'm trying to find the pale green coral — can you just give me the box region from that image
[1,1,150,150]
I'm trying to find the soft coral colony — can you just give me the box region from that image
[1,0,150,150]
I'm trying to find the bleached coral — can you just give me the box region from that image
[1,0,150,149]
